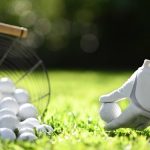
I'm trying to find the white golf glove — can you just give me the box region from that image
[100,59,150,130]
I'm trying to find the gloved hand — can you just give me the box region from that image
[100,59,150,130]
[103,103,150,130]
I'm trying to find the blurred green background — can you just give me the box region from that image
[1,0,150,69]
[1,1,150,149]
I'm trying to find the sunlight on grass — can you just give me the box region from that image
[49,70,131,116]
[0,70,150,150]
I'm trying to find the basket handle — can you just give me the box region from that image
[0,23,28,38]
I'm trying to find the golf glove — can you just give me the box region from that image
[100,59,150,130]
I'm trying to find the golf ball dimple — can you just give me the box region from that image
[0,97,19,114]
[18,103,38,120]
[0,114,19,130]
[100,103,122,123]
[14,88,29,104]
[0,77,15,93]
[0,128,16,140]
[36,124,53,134]
[18,132,37,141]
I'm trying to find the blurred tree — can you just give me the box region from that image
[0,0,150,69]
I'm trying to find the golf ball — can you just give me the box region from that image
[0,114,19,130]
[23,118,40,127]
[19,118,40,129]
[100,103,121,123]
[18,132,37,141]
[36,124,53,134]
[14,88,29,104]
[0,77,15,93]
[0,97,19,114]
[18,103,38,120]
[0,128,16,140]
[19,127,34,135]
[0,92,4,99]
[0,108,15,117]
[19,121,34,129]
[1,93,13,99]
[0,76,52,141]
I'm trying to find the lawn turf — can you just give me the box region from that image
[1,70,150,150]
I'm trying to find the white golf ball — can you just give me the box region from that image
[36,124,53,134]
[0,128,16,140]
[18,121,34,129]
[18,103,38,120]
[0,92,4,99]
[18,132,37,141]
[19,127,34,135]
[0,108,15,117]
[0,97,19,114]
[23,118,40,127]
[1,93,14,99]
[14,88,29,104]
[100,103,121,123]
[0,77,15,93]
[0,114,19,130]
[18,118,40,129]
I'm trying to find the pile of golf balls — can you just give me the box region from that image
[0,77,53,141]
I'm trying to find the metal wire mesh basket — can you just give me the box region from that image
[0,23,50,120]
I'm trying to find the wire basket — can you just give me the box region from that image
[0,23,50,120]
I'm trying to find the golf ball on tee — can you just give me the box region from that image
[0,77,15,93]
[14,88,29,104]
[18,103,38,120]
[100,103,121,123]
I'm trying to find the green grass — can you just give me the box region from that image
[1,70,150,150]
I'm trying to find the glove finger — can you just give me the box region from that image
[105,104,141,130]
[100,90,124,103]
